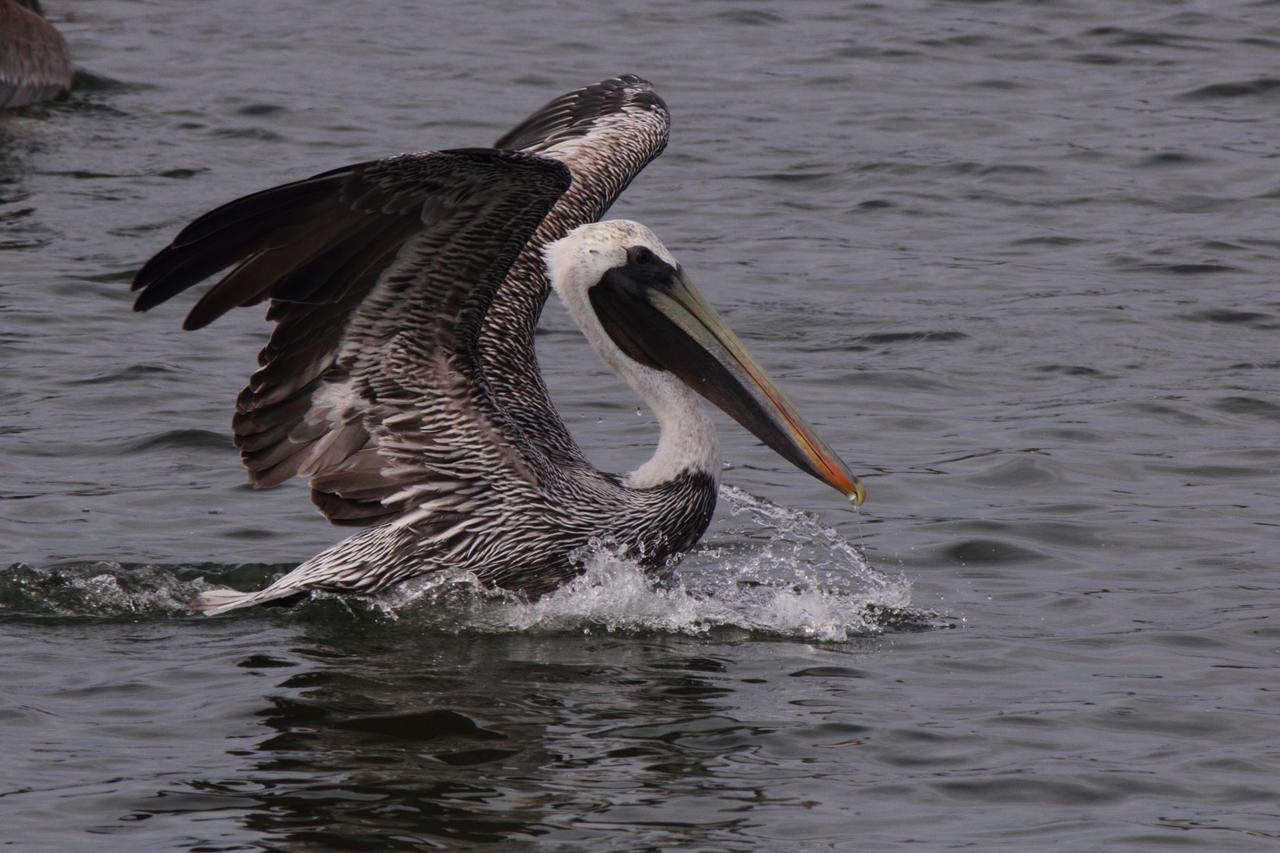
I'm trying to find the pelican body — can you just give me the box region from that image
[0,0,72,109]
[130,77,864,615]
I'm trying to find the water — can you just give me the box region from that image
[3,0,1279,848]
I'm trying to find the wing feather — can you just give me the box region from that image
[482,75,671,464]
[133,76,670,529]
[134,149,571,522]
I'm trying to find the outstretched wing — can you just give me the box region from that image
[132,149,571,524]
[482,75,671,465]
[0,0,73,109]
[133,76,669,528]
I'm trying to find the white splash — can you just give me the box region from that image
[4,489,928,638]
[379,485,912,641]
[0,562,210,617]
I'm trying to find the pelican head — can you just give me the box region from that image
[546,220,865,505]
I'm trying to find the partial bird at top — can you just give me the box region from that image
[130,75,866,615]
[0,0,73,109]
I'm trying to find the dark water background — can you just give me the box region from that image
[4,0,1279,849]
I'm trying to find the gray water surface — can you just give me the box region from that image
[3,0,1279,849]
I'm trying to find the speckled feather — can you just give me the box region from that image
[130,78,718,613]
[486,75,672,468]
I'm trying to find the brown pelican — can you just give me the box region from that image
[0,0,73,108]
[131,76,866,615]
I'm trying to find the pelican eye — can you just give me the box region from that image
[626,245,660,266]
[616,245,679,296]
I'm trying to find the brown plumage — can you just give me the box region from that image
[0,0,73,109]
[131,79,709,615]
[132,77,864,616]
[134,77,670,529]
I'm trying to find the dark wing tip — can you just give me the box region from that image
[493,75,669,153]
[126,168,358,319]
[129,149,570,328]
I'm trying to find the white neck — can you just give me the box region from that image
[545,222,721,490]
[614,353,720,489]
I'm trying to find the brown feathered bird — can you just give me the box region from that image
[0,0,73,108]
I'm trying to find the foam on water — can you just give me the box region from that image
[0,562,208,618]
[1,489,938,637]
[368,486,923,640]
